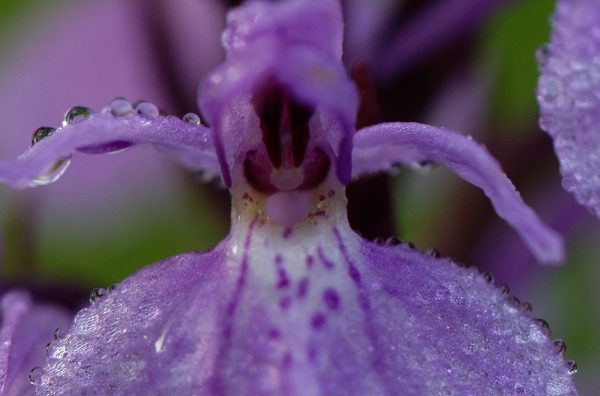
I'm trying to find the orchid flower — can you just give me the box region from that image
[537,0,600,219]
[0,0,578,394]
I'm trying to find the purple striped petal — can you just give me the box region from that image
[352,122,564,265]
[0,109,219,189]
[33,219,576,394]
[537,0,600,218]
[0,291,72,395]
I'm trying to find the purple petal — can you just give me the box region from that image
[0,110,219,189]
[0,291,72,395]
[199,0,359,187]
[537,0,600,218]
[352,122,564,265]
[376,0,509,78]
[34,221,576,394]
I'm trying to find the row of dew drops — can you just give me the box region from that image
[482,269,577,375]
[28,285,117,386]
[29,267,578,387]
[376,236,578,376]
[29,97,202,186]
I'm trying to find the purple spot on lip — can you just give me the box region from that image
[323,288,340,310]
[279,296,291,310]
[297,278,309,298]
[283,227,292,239]
[305,255,314,268]
[317,247,335,270]
[269,328,280,339]
[311,312,326,329]
[275,255,290,288]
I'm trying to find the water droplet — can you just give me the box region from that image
[553,339,567,354]
[182,112,201,126]
[507,295,521,306]
[427,248,440,258]
[566,360,578,375]
[53,327,65,340]
[134,101,159,117]
[386,236,402,245]
[29,367,43,385]
[63,106,91,127]
[482,272,494,284]
[499,284,510,295]
[30,157,72,186]
[535,318,551,336]
[521,302,533,313]
[536,44,552,67]
[109,97,133,117]
[31,126,56,146]
[89,287,106,303]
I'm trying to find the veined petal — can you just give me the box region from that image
[0,109,219,189]
[352,122,564,265]
[34,218,576,395]
[0,291,72,395]
[537,0,600,218]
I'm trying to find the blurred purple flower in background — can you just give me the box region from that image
[0,0,580,394]
[537,0,600,218]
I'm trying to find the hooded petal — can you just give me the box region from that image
[352,122,564,265]
[33,217,576,395]
[0,290,72,395]
[199,0,359,187]
[537,0,600,218]
[0,108,219,189]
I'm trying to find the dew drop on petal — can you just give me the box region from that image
[553,339,567,354]
[30,157,72,186]
[89,287,107,304]
[53,327,65,340]
[566,360,578,375]
[134,101,159,117]
[182,112,201,126]
[521,301,533,313]
[109,97,134,117]
[534,318,552,336]
[29,367,43,386]
[482,272,494,284]
[499,284,510,295]
[62,106,91,127]
[31,126,56,145]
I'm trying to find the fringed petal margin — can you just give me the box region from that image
[352,122,564,265]
[0,291,72,395]
[537,0,600,218]
[0,109,220,189]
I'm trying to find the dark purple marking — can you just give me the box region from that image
[269,328,280,339]
[323,288,340,310]
[327,189,335,197]
[297,277,310,299]
[275,255,290,288]
[311,209,326,218]
[282,352,293,368]
[305,255,314,269]
[279,296,292,310]
[283,227,293,239]
[317,247,335,270]
[311,312,326,329]
[307,345,318,362]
